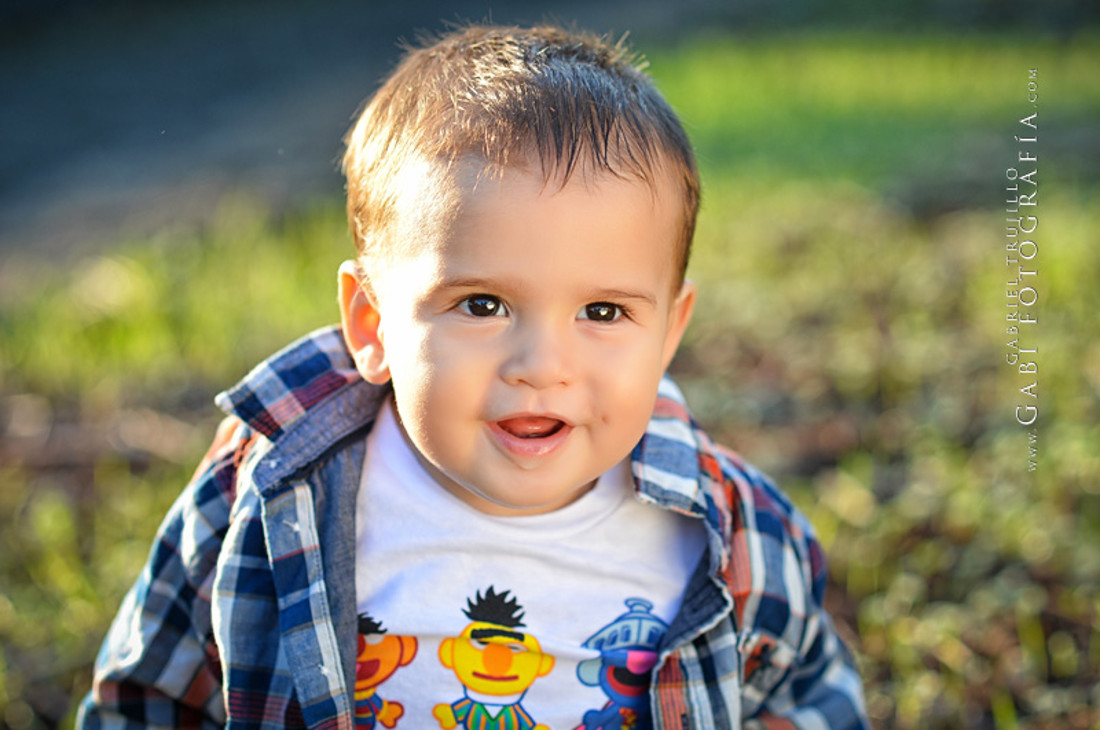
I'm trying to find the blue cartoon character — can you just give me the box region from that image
[434,587,555,730]
[575,598,668,730]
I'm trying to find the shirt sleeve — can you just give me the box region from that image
[77,417,254,729]
[745,512,869,730]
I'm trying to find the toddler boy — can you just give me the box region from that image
[81,24,868,729]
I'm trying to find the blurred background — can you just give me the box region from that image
[1,1,1098,727]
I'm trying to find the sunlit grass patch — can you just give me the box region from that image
[652,31,1100,186]
[1,194,347,407]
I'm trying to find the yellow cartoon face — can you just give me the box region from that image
[439,621,555,696]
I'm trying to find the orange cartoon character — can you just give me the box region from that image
[433,587,554,730]
[355,613,418,728]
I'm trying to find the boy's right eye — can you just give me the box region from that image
[459,295,507,317]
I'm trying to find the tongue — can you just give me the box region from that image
[498,417,563,438]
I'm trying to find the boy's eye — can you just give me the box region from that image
[460,295,507,317]
[579,302,622,322]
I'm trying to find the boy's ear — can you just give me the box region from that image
[661,279,697,371]
[338,260,391,384]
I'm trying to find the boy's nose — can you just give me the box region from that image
[499,320,572,389]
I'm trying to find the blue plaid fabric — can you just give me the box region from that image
[79,325,868,729]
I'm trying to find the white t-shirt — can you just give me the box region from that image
[354,397,705,728]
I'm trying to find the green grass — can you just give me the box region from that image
[652,31,1100,186]
[1,31,1098,729]
[1,195,347,405]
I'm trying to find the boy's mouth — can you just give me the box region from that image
[495,416,565,439]
[489,414,573,461]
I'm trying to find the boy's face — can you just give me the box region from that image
[340,162,695,516]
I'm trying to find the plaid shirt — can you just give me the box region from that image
[79,326,867,729]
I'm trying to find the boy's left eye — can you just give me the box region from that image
[459,295,507,317]
[578,302,623,322]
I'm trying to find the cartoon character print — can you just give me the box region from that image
[433,587,555,730]
[355,613,418,728]
[574,598,668,730]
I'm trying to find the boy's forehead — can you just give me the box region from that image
[368,155,686,290]
[370,156,464,264]
[394,155,680,235]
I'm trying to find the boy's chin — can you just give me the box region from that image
[441,476,597,517]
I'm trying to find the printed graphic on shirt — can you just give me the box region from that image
[355,613,419,729]
[574,598,668,730]
[433,587,555,730]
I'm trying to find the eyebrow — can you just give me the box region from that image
[437,276,499,291]
[471,627,526,642]
[589,288,658,308]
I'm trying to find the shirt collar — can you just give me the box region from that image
[631,377,734,572]
[215,325,364,441]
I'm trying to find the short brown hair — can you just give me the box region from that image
[342,24,699,281]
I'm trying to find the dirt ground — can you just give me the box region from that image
[0,0,733,265]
